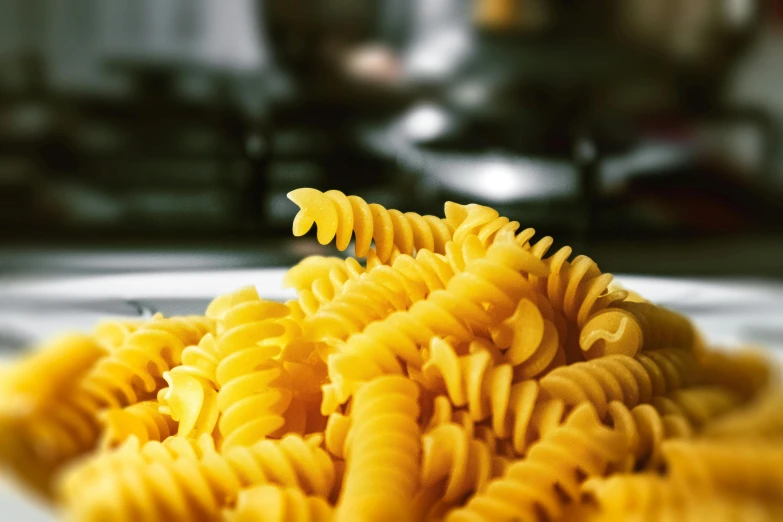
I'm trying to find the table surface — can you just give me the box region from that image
[1,270,782,519]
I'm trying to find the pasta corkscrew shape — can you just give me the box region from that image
[288,188,454,262]
[0,186,781,522]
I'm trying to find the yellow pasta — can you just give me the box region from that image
[420,421,511,514]
[581,302,697,359]
[158,333,220,439]
[284,256,367,316]
[336,376,421,522]
[288,188,454,261]
[0,333,106,417]
[526,237,628,328]
[93,315,160,351]
[100,401,177,448]
[580,473,783,522]
[226,484,334,522]
[447,403,626,521]
[215,298,300,448]
[539,348,700,418]
[59,433,335,521]
[662,439,783,499]
[325,239,548,411]
[1,186,782,521]
[650,385,744,430]
[79,315,215,409]
[446,202,520,247]
[305,248,456,344]
[606,401,693,472]
[703,389,783,439]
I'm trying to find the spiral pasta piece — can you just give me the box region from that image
[539,348,700,419]
[159,333,220,438]
[651,386,744,431]
[447,403,626,522]
[409,338,570,455]
[606,401,693,472]
[336,376,421,522]
[325,240,549,410]
[79,315,215,410]
[420,421,511,511]
[100,401,177,448]
[703,389,783,439]
[617,301,696,351]
[446,202,520,247]
[581,302,697,359]
[699,349,773,400]
[0,333,106,418]
[0,315,213,494]
[662,439,783,499]
[226,484,334,522]
[324,412,352,459]
[305,248,456,343]
[206,286,287,335]
[284,256,367,316]
[525,238,628,328]
[288,188,454,262]
[93,316,157,351]
[489,296,564,379]
[58,433,336,522]
[579,308,645,359]
[216,308,300,448]
[580,473,783,522]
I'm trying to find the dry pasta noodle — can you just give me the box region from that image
[0,187,781,521]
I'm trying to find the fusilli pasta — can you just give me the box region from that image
[1,187,781,521]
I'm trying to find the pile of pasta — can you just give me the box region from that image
[1,187,781,522]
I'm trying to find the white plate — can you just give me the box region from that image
[1,270,782,519]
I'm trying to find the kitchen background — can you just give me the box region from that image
[2,0,783,271]
[1,0,783,355]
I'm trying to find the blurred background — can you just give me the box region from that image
[1,0,783,352]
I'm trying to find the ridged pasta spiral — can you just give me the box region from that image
[489,296,565,379]
[447,403,626,522]
[324,412,352,459]
[539,348,701,418]
[100,401,177,448]
[699,348,773,400]
[524,237,628,328]
[284,256,366,316]
[419,421,511,514]
[580,473,783,522]
[651,386,744,431]
[78,315,215,409]
[580,302,697,359]
[704,389,783,439]
[58,433,336,522]
[606,401,693,472]
[336,376,421,522]
[226,484,334,522]
[159,333,220,438]
[0,338,111,498]
[288,188,454,262]
[305,248,456,343]
[325,240,549,410]
[445,202,520,247]
[420,338,564,454]
[0,333,106,417]
[1,315,213,489]
[662,439,783,499]
[215,299,301,448]
[93,316,157,351]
